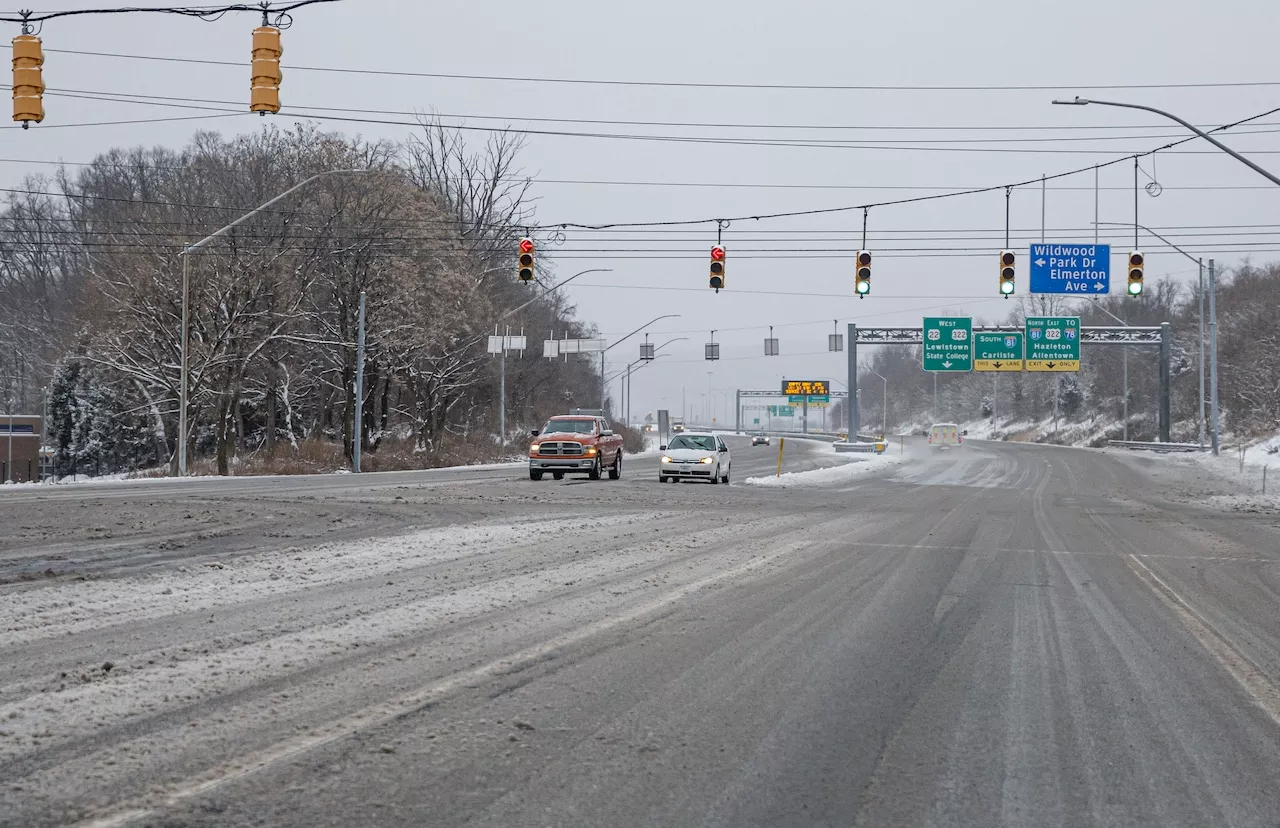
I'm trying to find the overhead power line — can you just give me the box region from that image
[0,0,340,25]
[30,85,1280,145]
[37,46,1280,92]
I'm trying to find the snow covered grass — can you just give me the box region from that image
[743,454,902,488]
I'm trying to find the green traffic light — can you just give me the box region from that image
[1128,281,1143,296]
[1000,280,1014,295]
[856,281,870,295]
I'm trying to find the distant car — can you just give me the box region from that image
[751,433,771,446]
[659,433,732,484]
[928,422,962,449]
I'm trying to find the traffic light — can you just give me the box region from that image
[999,250,1016,297]
[709,245,726,291]
[250,26,283,114]
[855,250,872,296]
[1127,250,1144,296]
[518,237,535,282]
[12,34,45,127]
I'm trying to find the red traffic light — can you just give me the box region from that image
[857,251,872,267]
[711,245,725,261]
[519,237,535,254]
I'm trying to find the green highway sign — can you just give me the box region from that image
[788,394,830,405]
[974,332,1024,372]
[768,405,795,417]
[922,317,973,372]
[753,418,760,425]
[1025,316,1081,371]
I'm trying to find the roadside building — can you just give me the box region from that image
[1,414,42,483]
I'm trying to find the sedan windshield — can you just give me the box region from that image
[668,435,716,451]
[542,419,596,435]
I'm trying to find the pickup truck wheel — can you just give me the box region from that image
[529,470,543,481]
[608,452,622,480]
[588,456,602,480]
[552,472,564,480]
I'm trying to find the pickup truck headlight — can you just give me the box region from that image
[530,443,541,453]
[699,456,715,464]
[585,446,598,456]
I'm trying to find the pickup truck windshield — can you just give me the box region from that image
[542,419,596,435]
[669,435,716,451]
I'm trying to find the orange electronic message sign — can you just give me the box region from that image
[782,380,829,396]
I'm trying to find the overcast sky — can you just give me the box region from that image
[11,0,1279,423]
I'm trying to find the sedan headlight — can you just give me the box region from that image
[699,456,715,464]
[661,455,673,464]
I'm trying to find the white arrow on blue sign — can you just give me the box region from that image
[1029,243,1110,295]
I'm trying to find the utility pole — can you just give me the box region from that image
[1209,259,1220,455]
[353,291,366,473]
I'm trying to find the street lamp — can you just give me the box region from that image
[177,168,382,476]
[1095,221,1210,449]
[615,337,688,427]
[601,315,681,413]
[1052,97,1280,187]
[491,267,613,448]
[865,370,888,438]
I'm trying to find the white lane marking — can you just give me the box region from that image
[832,540,1272,564]
[1125,553,1280,730]
[73,537,814,828]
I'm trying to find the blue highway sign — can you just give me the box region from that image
[1029,243,1110,295]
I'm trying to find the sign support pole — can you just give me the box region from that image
[353,291,366,473]
[1209,259,1220,456]
[848,323,859,439]
[1159,322,1172,442]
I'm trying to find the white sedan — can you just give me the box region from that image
[659,433,731,484]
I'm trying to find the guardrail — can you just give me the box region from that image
[1108,440,1207,453]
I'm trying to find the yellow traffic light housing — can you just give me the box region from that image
[12,34,45,127]
[709,245,726,291]
[250,26,282,114]
[1127,250,1144,296]
[518,237,535,282]
[999,250,1015,297]
[855,250,872,297]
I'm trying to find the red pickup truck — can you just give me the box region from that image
[529,415,624,481]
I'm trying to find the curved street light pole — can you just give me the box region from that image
[602,314,681,414]
[178,168,381,476]
[614,337,688,426]
[1052,97,1280,187]
[493,268,613,447]
[1094,221,1209,448]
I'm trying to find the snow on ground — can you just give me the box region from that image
[744,453,902,488]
